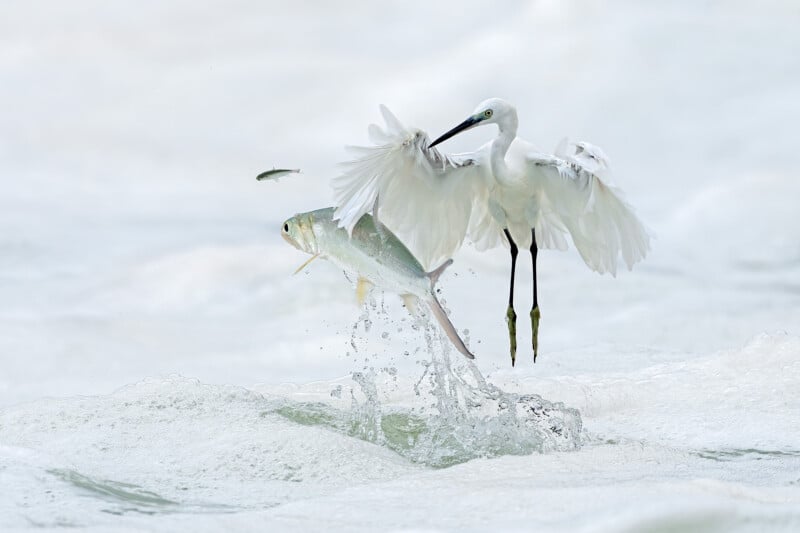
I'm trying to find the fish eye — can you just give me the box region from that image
[484,109,493,118]
[283,223,289,232]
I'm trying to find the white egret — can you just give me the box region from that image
[333,99,650,365]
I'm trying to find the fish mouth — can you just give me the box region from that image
[428,116,482,148]
[281,217,318,255]
[281,229,298,249]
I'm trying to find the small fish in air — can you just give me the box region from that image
[281,207,474,359]
[256,168,301,182]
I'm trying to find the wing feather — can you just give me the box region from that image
[525,141,650,276]
[332,106,490,269]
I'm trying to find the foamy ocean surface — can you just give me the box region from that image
[1,1,799,531]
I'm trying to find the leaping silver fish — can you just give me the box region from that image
[281,207,474,359]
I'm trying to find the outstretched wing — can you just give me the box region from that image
[332,105,491,270]
[525,139,650,276]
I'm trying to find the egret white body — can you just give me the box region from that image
[333,99,650,364]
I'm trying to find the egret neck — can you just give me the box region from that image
[489,110,518,186]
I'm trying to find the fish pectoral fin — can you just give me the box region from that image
[401,294,420,316]
[293,254,320,275]
[356,277,373,306]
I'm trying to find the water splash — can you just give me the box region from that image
[274,305,583,468]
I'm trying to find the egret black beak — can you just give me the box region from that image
[428,116,482,149]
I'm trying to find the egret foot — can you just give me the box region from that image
[530,306,541,363]
[506,306,517,366]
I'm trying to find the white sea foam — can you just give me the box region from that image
[2,334,799,530]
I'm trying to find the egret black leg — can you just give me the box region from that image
[504,229,518,367]
[530,228,541,362]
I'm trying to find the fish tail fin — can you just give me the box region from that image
[426,294,474,360]
[426,258,453,287]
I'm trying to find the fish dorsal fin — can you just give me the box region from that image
[426,259,453,286]
[371,193,390,243]
[371,194,381,228]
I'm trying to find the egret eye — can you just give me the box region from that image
[485,109,493,118]
[283,223,289,232]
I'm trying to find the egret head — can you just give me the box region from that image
[281,213,319,255]
[429,98,517,148]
